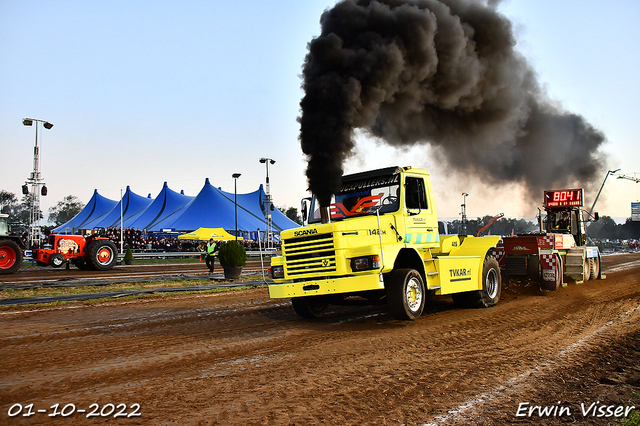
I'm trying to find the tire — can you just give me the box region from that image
[0,239,22,275]
[464,256,502,308]
[291,296,329,319]
[86,240,118,271]
[49,253,65,268]
[589,256,600,280]
[583,257,591,281]
[542,255,563,291]
[387,268,426,320]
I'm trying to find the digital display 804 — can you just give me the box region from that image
[544,189,583,208]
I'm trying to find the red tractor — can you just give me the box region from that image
[493,188,603,290]
[0,214,25,275]
[32,230,118,271]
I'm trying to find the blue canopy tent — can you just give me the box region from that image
[128,182,194,231]
[217,184,299,232]
[52,190,118,234]
[150,178,269,232]
[54,179,300,237]
[83,186,153,230]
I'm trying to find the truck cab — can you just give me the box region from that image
[269,166,501,320]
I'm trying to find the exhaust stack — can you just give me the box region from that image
[320,206,331,224]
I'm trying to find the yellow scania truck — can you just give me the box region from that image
[269,166,502,320]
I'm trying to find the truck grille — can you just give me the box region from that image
[283,233,336,276]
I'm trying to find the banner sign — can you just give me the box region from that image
[632,202,640,221]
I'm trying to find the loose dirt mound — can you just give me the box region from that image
[1,254,639,425]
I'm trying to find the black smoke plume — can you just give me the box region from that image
[299,0,607,207]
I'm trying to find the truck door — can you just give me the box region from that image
[403,176,439,247]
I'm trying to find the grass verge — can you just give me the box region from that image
[0,275,268,310]
[620,392,640,426]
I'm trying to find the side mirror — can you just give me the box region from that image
[301,198,311,225]
[594,212,599,221]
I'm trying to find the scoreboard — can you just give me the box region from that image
[544,189,583,208]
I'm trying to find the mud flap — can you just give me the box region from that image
[540,254,562,291]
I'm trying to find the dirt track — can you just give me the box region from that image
[1,254,639,425]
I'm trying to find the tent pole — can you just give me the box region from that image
[120,189,123,254]
[258,228,266,283]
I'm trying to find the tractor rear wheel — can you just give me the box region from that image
[0,239,22,275]
[589,257,601,280]
[86,240,118,271]
[387,268,426,320]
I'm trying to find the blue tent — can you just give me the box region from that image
[217,185,299,232]
[83,186,153,229]
[52,190,118,233]
[52,179,300,235]
[150,178,269,232]
[128,182,194,231]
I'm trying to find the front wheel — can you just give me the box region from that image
[387,268,426,320]
[0,239,22,275]
[291,296,329,319]
[49,253,65,268]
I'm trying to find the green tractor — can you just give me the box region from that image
[0,213,25,275]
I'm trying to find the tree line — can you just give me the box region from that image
[3,188,637,241]
[0,189,84,233]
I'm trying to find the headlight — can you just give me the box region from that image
[350,255,381,271]
[270,265,285,279]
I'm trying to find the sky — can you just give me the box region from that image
[1,0,639,225]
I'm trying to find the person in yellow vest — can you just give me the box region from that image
[206,238,218,274]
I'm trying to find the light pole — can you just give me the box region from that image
[590,168,621,215]
[22,118,53,248]
[232,173,241,241]
[259,157,275,248]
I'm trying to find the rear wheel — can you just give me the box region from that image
[583,257,591,281]
[589,256,600,280]
[0,239,22,275]
[387,268,426,320]
[542,255,563,291]
[86,240,118,271]
[49,253,65,268]
[460,256,502,308]
[291,296,329,319]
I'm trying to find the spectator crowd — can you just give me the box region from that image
[23,226,281,252]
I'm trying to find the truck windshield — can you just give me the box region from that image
[308,178,400,223]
